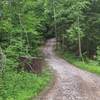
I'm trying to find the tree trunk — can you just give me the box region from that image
[52,0,58,49]
[77,17,83,62]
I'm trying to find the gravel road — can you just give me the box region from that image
[40,39,100,100]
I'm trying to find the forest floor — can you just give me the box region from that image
[39,39,100,100]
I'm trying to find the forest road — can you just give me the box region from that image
[40,39,100,100]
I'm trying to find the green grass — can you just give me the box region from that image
[57,50,100,75]
[0,67,53,100]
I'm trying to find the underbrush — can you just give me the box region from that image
[0,67,52,100]
[57,50,100,75]
[0,39,53,100]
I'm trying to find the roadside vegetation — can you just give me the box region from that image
[57,50,100,75]
[0,68,52,100]
[53,0,100,75]
[0,0,53,100]
[0,0,100,100]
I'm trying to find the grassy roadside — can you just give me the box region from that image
[0,66,53,100]
[56,50,100,75]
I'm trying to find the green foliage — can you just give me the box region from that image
[6,39,26,58]
[0,67,52,100]
[0,0,51,100]
[42,0,100,59]
[57,50,100,75]
[67,25,84,43]
[0,0,100,99]
[0,40,53,100]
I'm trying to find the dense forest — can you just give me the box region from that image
[0,0,100,100]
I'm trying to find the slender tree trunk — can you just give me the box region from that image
[19,14,24,53]
[62,34,65,51]
[0,47,6,99]
[0,47,6,75]
[78,32,82,58]
[77,17,84,62]
[52,0,58,49]
[19,14,30,54]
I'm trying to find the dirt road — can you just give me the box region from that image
[41,39,100,100]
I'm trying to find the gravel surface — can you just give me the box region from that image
[39,39,100,100]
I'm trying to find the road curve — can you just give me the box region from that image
[40,39,100,100]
